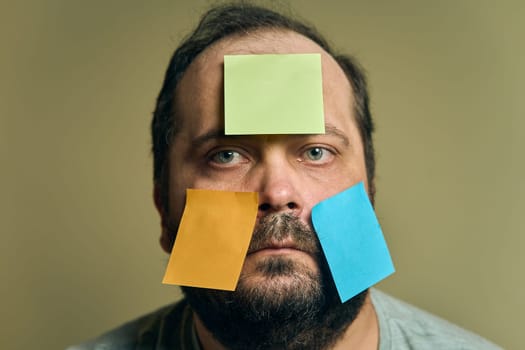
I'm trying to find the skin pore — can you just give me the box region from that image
[155,29,379,349]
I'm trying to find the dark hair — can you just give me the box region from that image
[151,3,376,205]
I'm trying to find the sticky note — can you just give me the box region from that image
[224,53,325,135]
[162,189,258,290]
[311,182,395,302]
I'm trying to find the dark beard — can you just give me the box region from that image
[182,214,368,350]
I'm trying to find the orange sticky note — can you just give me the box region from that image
[162,189,258,290]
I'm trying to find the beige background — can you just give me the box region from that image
[1,1,523,349]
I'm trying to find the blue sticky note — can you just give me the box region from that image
[311,182,395,302]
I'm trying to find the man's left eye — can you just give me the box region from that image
[305,147,324,160]
[300,147,333,163]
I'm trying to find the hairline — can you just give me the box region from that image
[169,27,356,142]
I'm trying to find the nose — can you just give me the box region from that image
[256,161,303,217]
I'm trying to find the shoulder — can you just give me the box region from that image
[370,289,502,350]
[66,299,191,350]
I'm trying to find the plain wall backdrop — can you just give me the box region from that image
[1,1,523,349]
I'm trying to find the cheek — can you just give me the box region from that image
[166,158,195,222]
[190,164,252,191]
[167,182,186,225]
[191,177,247,192]
[167,172,249,223]
[304,159,368,205]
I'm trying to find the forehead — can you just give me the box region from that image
[174,29,354,131]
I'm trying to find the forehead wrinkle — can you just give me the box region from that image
[192,124,350,149]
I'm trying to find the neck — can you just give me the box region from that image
[332,294,378,349]
[193,293,379,350]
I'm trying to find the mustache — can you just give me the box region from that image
[247,213,320,255]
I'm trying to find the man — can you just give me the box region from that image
[70,3,500,349]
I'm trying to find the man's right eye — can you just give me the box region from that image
[209,150,244,165]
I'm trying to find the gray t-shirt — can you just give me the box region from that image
[68,289,502,349]
[370,289,501,349]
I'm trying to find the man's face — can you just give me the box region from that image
[159,29,370,348]
[163,28,368,250]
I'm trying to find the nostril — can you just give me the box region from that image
[258,203,271,211]
[258,202,298,212]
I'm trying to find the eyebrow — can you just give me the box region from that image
[324,123,350,147]
[192,122,350,148]
[192,129,232,149]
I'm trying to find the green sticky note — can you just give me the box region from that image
[224,54,325,135]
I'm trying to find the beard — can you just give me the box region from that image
[181,213,368,350]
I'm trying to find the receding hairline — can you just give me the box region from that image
[172,28,354,133]
[184,28,350,82]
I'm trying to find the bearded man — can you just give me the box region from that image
[69,3,501,350]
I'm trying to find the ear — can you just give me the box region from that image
[154,184,175,254]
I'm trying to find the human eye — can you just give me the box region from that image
[208,149,247,166]
[298,146,335,165]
